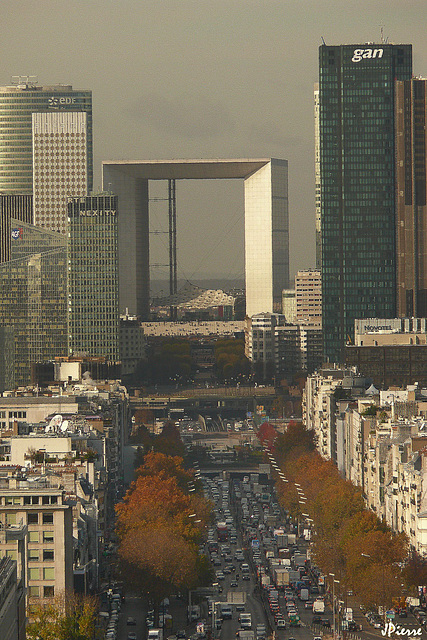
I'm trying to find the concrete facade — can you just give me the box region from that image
[102,159,289,318]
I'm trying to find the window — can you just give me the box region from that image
[6,496,20,505]
[28,531,39,543]
[28,549,39,561]
[28,513,38,525]
[43,567,55,580]
[6,513,16,525]
[6,549,17,561]
[43,550,54,561]
[43,531,54,543]
[28,586,40,598]
[44,586,54,598]
[42,513,53,525]
[28,568,40,580]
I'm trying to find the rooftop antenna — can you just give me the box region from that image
[380,25,388,44]
[321,36,326,46]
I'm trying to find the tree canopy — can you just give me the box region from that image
[116,452,212,611]
[269,422,413,606]
[26,592,98,640]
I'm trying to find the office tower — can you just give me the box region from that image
[395,78,427,317]
[314,85,321,268]
[0,220,67,386]
[0,195,33,263]
[32,112,88,233]
[0,327,15,393]
[319,44,412,362]
[0,78,92,195]
[295,269,322,325]
[67,194,119,360]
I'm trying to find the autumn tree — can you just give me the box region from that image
[116,452,212,621]
[257,422,278,449]
[26,592,98,640]
[271,423,410,603]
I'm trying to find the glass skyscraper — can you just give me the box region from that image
[67,194,119,361]
[395,78,427,318]
[318,43,412,362]
[0,220,67,386]
[0,79,92,195]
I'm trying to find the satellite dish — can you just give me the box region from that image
[48,414,63,430]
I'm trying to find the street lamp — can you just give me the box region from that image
[329,573,340,640]
[211,601,222,637]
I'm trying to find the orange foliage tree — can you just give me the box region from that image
[116,452,212,617]
[270,422,410,607]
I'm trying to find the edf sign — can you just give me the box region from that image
[49,96,76,107]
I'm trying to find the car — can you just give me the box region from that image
[242,574,250,580]
[277,618,287,628]
[127,617,137,626]
[305,601,313,609]
[312,616,322,625]
[176,631,186,639]
[321,619,331,628]
[236,603,245,612]
[230,580,238,587]
[399,609,408,618]
[127,634,137,640]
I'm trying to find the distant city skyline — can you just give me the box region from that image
[1,1,427,280]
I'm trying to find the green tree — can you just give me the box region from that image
[27,592,98,640]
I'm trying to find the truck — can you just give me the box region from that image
[292,553,307,568]
[237,630,255,640]
[220,603,233,620]
[275,534,288,549]
[288,569,301,584]
[313,599,325,614]
[217,522,228,542]
[345,607,353,622]
[188,605,200,622]
[287,533,297,545]
[239,613,252,629]
[273,567,290,588]
[299,588,309,601]
[148,630,163,640]
[407,597,420,609]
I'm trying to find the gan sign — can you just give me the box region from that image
[352,48,384,63]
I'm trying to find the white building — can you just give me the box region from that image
[102,158,289,318]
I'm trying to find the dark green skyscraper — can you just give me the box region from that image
[319,43,412,362]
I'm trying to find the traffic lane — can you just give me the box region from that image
[117,594,146,640]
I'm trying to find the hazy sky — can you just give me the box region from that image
[2,0,427,286]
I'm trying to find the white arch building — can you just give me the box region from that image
[102,158,288,318]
